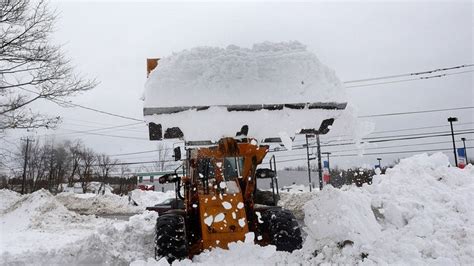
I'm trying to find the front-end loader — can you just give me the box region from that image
[143,57,347,262]
[155,136,302,262]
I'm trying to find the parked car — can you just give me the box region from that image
[138,184,155,191]
[145,198,184,215]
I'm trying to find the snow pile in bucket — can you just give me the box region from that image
[129,189,176,207]
[56,191,141,214]
[144,41,345,107]
[143,41,354,141]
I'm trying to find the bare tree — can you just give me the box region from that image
[154,142,170,171]
[0,0,97,132]
[95,153,117,194]
[65,140,82,186]
[78,147,95,193]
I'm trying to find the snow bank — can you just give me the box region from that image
[56,191,140,214]
[1,210,158,265]
[304,186,381,245]
[301,152,474,264]
[0,189,104,259]
[129,189,175,207]
[1,189,91,231]
[278,191,314,220]
[0,189,21,212]
[143,41,350,141]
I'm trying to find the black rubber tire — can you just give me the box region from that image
[261,209,303,252]
[154,214,188,263]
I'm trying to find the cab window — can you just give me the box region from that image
[223,157,244,180]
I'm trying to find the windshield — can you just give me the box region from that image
[223,157,244,180]
[159,198,174,205]
[197,158,216,179]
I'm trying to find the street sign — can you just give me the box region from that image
[323,161,330,184]
[458,148,466,169]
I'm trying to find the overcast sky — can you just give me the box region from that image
[3,0,473,171]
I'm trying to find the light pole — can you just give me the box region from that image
[448,117,458,167]
[461,137,468,163]
[377,158,382,169]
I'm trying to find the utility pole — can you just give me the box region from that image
[448,117,458,167]
[461,137,468,163]
[316,134,323,191]
[21,138,30,194]
[305,134,313,192]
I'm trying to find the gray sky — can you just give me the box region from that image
[3,0,473,171]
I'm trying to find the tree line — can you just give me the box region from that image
[1,138,137,194]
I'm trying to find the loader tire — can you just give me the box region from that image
[261,209,302,252]
[154,214,188,263]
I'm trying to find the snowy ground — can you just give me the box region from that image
[1,153,473,265]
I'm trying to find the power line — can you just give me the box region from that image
[47,130,149,141]
[344,64,474,84]
[109,149,160,157]
[270,130,474,153]
[368,122,474,135]
[39,122,144,137]
[16,87,144,122]
[268,146,473,164]
[345,70,474,88]
[333,146,474,158]
[271,139,473,159]
[291,122,474,143]
[326,139,473,154]
[358,106,474,118]
[94,159,178,167]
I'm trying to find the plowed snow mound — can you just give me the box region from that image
[1,189,90,230]
[56,191,141,214]
[0,189,21,212]
[129,189,175,207]
[1,211,158,265]
[302,153,474,264]
[278,192,314,220]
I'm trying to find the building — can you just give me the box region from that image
[136,171,179,192]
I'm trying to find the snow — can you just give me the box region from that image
[129,189,176,207]
[143,41,350,141]
[304,186,382,244]
[56,191,140,214]
[0,189,21,212]
[1,153,473,265]
[144,41,345,107]
[301,153,474,264]
[0,189,158,264]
